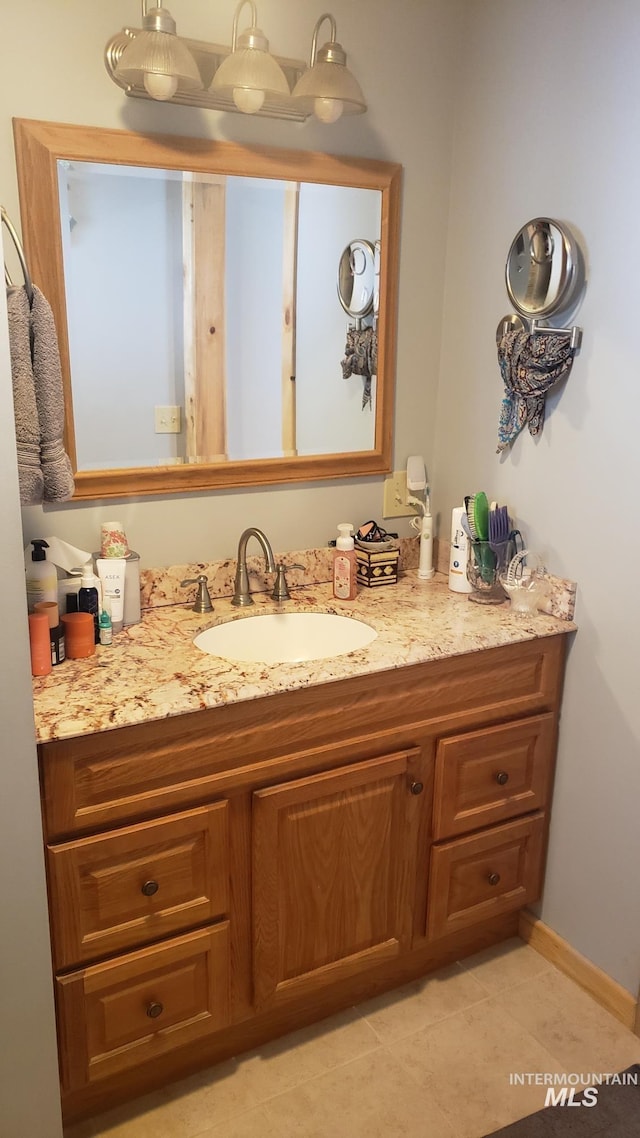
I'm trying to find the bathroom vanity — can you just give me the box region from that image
[33,573,573,1122]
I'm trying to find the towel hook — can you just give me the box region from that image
[496,313,582,353]
[1,205,34,306]
[530,317,582,352]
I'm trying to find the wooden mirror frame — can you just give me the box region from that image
[13,118,401,501]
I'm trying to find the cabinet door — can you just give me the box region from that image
[252,749,422,1008]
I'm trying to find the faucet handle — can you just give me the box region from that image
[271,563,304,602]
[180,575,214,613]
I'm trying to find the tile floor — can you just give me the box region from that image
[64,938,640,1138]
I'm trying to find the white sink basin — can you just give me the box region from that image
[194,611,377,664]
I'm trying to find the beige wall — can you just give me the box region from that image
[434,0,640,993]
[4,0,462,564]
[0,280,62,1133]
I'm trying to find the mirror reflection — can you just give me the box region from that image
[13,119,401,499]
[337,239,376,319]
[505,217,579,319]
[59,162,381,471]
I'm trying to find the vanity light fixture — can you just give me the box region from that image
[209,0,289,114]
[104,2,367,123]
[291,14,367,124]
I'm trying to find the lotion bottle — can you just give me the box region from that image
[333,524,357,600]
[26,539,58,612]
[78,563,100,644]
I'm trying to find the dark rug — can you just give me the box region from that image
[487,1065,640,1136]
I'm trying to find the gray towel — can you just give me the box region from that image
[7,286,43,505]
[30,285,75,501]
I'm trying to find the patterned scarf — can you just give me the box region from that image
[341,325,378,410]
[497,328,575,453]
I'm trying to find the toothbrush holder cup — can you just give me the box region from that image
[467,539,512,604]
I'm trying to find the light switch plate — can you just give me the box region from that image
[154,405,182,434]
[383,470,414,517]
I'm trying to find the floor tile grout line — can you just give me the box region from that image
[256,1041,462,1138]
[186,1035,388,1127]
[387,1023,573,1138]
[461,966,557,999]
[355,988,496,1045]
[173,1103,274,1138]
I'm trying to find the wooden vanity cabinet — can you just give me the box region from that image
[38,634,567,1122]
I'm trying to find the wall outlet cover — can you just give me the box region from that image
[154,406,182,434]
[383,470,414,518]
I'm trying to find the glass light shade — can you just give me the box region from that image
[115,28,202,98]
[292,58,366,118]
[211,44,289,107]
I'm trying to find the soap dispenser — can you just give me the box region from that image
[333,523,357,600]
[26,539,58,612]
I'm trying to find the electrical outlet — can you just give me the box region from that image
[383,470,414,518]
[154,405,182,434]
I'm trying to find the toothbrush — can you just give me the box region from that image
[408,492,434,579]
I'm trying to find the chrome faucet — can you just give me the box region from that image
[231,528,276,607]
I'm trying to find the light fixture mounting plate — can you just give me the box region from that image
[105,29,309,121]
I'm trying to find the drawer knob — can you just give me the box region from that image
[146,1001,164,1019]
[495,771,509,786]
[410,781,424,796]
[488,872,501,886]
[141,880,159,897]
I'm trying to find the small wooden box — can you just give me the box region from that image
[355,544,400,588]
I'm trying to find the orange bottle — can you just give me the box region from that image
[28,612,52,676]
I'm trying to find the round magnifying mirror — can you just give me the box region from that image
[337,239,376,319]
[505,218,580,320]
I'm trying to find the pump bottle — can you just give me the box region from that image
[26,539,58,612]
[78,563,100,644]
[333,524,357,600]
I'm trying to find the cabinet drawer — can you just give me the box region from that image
[433,715,555,840]
[47,803,229,969]
[427,813,545,940]
[56,923,230,1090]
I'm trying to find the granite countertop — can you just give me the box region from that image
[32,570,575,745]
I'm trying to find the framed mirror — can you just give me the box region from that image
[13,119,401,500]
